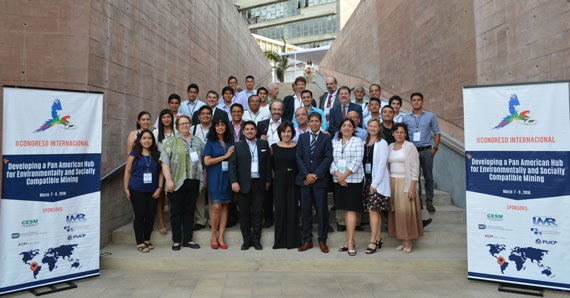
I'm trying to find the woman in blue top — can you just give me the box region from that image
[203,116,235,249]
[124,129,163,253]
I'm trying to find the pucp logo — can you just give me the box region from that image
[536,239,557,245]
[67,234,86,240]
[66,213,86,223]
[487,214,504,221]
[34,99,75,133]
[21,219,39,227]
[533,217,557,227]
[493,94,536,129]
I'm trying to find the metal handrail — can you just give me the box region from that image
[100,162,126,183]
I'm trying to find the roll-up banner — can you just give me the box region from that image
[463,81,570,291]
[0,86,103,294]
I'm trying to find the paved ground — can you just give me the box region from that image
[4,270,569,298]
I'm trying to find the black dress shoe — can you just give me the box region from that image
[241,242,250,250]
[182,242,200,249]
[327,224,334,233]
[337,223,346,232]
[262,221,273,229]
[355,225,364,231]
[423,218,433,227]
[172,244,181,251]
[253,242,263,250]
[194,223,206,231]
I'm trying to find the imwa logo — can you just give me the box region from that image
[66,213,86,223]
[533,217,557,227]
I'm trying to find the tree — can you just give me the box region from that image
[264,37,289,82]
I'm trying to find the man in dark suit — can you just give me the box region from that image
[228,103,245,142]
[283,76,316,121]
[296,112,333,253]
[192,90,229,125]
[319,76,340,122]
[229,121,271,250]
[327,86,363,135]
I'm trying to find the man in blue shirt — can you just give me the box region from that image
[234,75,257,111]
[402,92,440,212]
[293,90,327,131]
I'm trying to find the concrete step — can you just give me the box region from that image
[112,222,466,247]
[100,242,466,273]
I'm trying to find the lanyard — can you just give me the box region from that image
[341,138,352,155]
[414,113,422,129]
[188,100,198,116]
[270,121,280,137]
[143,155,151,172]
[234,124,241,141]
[248,141,257,160]
[199,125,206,141]
[248,110,259,122]
[365,144,373,162]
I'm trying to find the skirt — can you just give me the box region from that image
[362,175,391,211]
[334,181,363,212]
[387,177,423,240]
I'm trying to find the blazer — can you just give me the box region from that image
[295,131,333,188]
[370,139,391,197]
[283,94,316,121]
[228,138,271,193]
[327,102,363,135]
[256,118,291,138]
[319,91,339,110]
[192,107,229,126]
[228,121,245,143]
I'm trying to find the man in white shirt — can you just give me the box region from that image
[257,101,287,147]
[243,94,270,123]
[292,107,309,144]
[217,86,235,121]
[179,83,205,120]
[192,91,229,125]
[363,98,382,129]
[389,95,405,123]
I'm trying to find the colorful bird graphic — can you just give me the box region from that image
[492,94,536,129]
[34,99,73,133]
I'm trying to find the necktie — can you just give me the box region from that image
[310,133,318,155]
[326,94,333,108]
[342,105,347,119]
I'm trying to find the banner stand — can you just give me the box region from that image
[29,281,77,296]
[498,283,543,297]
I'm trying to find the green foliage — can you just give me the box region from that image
[264,37,289,82]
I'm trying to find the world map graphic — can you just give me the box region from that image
[19,244,81,279]
[487,244,554,277]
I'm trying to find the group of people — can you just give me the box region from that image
[123,74,441,256]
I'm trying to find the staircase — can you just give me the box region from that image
[101,181,466,273]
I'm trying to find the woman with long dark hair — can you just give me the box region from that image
[124,129,163,252]
[331,118,364,256]
[203,116,234,249]
[126,111,152,159]
[362,118,391,254]
[153,109,176,234]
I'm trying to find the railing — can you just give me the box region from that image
[100,162,126,183]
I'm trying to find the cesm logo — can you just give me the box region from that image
[21,219,39,227]
[487,214,504,221]
[66,213,86,223]
[67,234,86,240]
[532,217,557,227]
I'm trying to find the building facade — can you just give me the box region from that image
[234,0,360,48]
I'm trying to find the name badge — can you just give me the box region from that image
[413,132,421,142]
[365,163,372,174]
[221,161,229,172]
[251,161,259,173]
[143,172,152,184]
[190,151,199,162]
[338,159,347,173]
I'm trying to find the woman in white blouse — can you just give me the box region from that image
[387,123,423,254]
[331,118,364,256]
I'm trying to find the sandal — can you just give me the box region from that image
[144,242,154,250]
[159,227,167,234]
[395,245,404,251]
[365,242,377,254]
[348,249,356,256]
[403,247,412,254]
[137,244,150,253]
[376,238,384,250]
[338,245,348,252]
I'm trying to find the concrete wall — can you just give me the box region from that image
[319,0,570,207]
[0,0,271,247]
